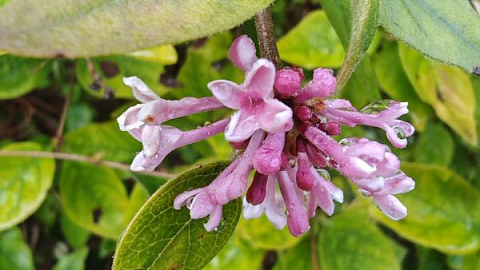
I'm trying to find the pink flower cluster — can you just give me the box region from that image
[118,35,415,236]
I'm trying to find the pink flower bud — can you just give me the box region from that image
[246,172,268,205]
[274,68,303,98]
[325,121,341,135]
[295,106,312,121]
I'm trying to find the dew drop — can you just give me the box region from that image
[358,189,371,197]
[316,169,331,181]
[394,127,406,139]
[360,100,392,114]
[214,219,226,232]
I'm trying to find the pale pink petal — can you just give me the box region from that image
[243,59,276,99]
[173,188,201,209]
[229,35,257,72]
[256,99,293,133]
[141,125,161,158]
[117,104,144,132]
[204,205,223,231]
[208,80,244,109]
[373,194,407,220]
[123,76,159,103]
[225,111,259,142]
[190,192,216,219]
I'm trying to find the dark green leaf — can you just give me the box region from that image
[53,247,89,270]
[379,0,480,73]
[0,54,50,99]
[371,163,480,255]
[204,237,264,270]
[414,123,454,166]
[319,201,404,270]
[0,0,274,57]
[0,228,35,270]
[0,142,55,230]
[61,214,90,249]
[113,162,241,270]
[277,11,345,69]
[336,0,379,90]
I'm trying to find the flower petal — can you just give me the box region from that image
[373,194,407,220]
[229,35,257,72]
[256,99,293,133]
[225,111,259,142]
[123,76,159,103]
[243,59,276,99]
[208,80,244,109]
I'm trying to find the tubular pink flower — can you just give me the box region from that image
[307,167,343,217]
[253,132,286,175]
[243,175,287,229]
[294,68,336,103]
[130,119,230,171]
[174,131,265,231]
[296,139,314,191]
[277,170,310,236]
[324,100,415,148]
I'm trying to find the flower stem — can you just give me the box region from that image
[255,8,282,69]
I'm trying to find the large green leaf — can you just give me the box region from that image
[319,201,404,270]
[399,44,477,146]
[63,121,140,163]
[113,162,241,270]
[0,0,274,58]
[373,41,431,131]
[414,123,454,166]
[0,54,50,99]
[371,163,480,255]
[0,228,35,270]
[464,252,480,270]
[0,142,55,230]
[379,0,480,73]
[336,0,379,90]
[59,162,149,239]
[236,214,301,250]
[277,11,345,69]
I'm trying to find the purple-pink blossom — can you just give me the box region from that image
[118,35,416,236]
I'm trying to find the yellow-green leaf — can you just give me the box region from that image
[0,0,274,58]
[399,44,477,146]
[371,163,480,255]
[0,142,55,230]
[0,228,35,270]
[277,11,345,69]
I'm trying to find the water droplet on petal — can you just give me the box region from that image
[394,127,406,139]
[316,169,331,181]
[360,100,392,114]
[358,189,371,197]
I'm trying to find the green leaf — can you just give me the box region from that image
[319,0,380,107]
[0,0,274,57]
[53,247,89,270]
[417,248,449,270]
[59,162,148,239]
[237,214,301,250]
[0,228,35,270]
[336,0,379,90]
[399,44,477,146]
[0,54,50,99]
[464,252,480,270]
[75,54,169,99]
[131,172,167,195]
[63,121,140,163]
[273,237,313,270]
[414,123,454,166]
[113,162,241,270]
[373,41,431,131]
[277,11,345,69]
[319,201,404,270]
[204,237,264,270]
[0,142,55,230]
[61,213,90,249]
[378,0,480,73]
[126,45,178,65]
[371,163,480,255]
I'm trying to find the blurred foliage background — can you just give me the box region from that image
[1,0,480,269]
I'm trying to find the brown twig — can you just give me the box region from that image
[53,74,74,150]
[255,8,282,69]
[0,150,174,179]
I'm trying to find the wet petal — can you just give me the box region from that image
[243,59,276,99]
[225,111,259,142]
[208,80,244,109]
[123,76,159,102]
[229,35,257,72]
[373,194,407,220]
[256,99,293,133]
